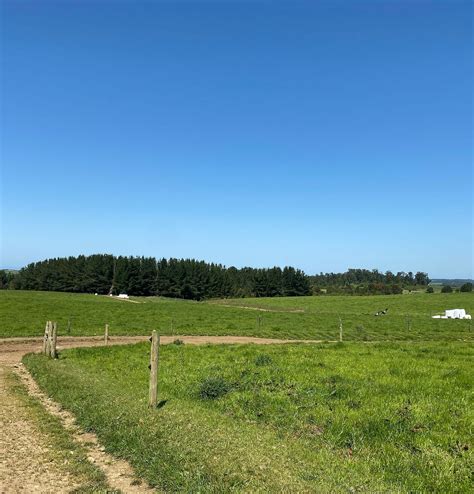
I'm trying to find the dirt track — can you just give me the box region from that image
[0,334,319,364]
[0,335,318,493]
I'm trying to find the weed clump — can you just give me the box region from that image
[199,377,231,400]
[255,354,273,367]
[173,339,184,345]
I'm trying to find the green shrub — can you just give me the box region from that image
[199,377,231,400]
[426,286,434,293]
[460,282,472,293]
[255,354,273,366]
[441,285,453,293]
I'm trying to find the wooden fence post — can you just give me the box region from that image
[105,324,109,345]
[148,331,160,408]
[46,321,53,356]
[339,316,343,342]
[50,322,58,358]
[42,321,50,355]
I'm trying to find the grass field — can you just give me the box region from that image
[1,290,473,341]
[24,341,473,492]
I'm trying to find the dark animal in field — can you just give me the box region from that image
[375,308,389,316]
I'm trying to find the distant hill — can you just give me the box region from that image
[431,279,473,287]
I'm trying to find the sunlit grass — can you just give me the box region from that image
[2,290,473,341]
[24,341,473,492]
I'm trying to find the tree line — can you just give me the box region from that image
[1,255,311,299]
[309,268,430,296]
[0,256,431,300]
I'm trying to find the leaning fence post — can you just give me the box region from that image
[50,322,58,358]
[339,315,343,342]
[105,324,109,345]
[148,331,160,408]
[42,321,49,355]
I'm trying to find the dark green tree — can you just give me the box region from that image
[460,282,473,292]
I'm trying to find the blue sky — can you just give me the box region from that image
[1,0,472,278]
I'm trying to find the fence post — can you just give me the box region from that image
[339,315,343,342]
[105,324,109,345]
[46,321,53,356]
[42,321,50,355]
[50,322,58,358]
[148,331,160,408]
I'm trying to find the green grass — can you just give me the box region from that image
[6,368,110,493]
[1,290,473,341]
[24,341,473,492]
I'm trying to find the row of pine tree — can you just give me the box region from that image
[8,255,311,299]
[0,255,431,300]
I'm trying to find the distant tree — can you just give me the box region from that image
[415,272,430,285]
[8,254,431,300]
[0,270,16,289]
[385,271,394,284]
[460,282,473,293]
[426,286,434,293]
[441,285,453,293]
[383,284,393,295]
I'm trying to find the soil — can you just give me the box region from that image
[0,364,81,494]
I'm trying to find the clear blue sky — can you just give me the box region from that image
[1,1,472,278]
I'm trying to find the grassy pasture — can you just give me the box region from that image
[1,290,473,340]
[24,341,473,492]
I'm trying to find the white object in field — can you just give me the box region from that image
[117,293,129,299]
[445,309,466,319]
[95,293,98,296]
[432,309,471,319]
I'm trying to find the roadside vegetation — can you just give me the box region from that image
[1,290,472,340]
[24,341,473,492]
